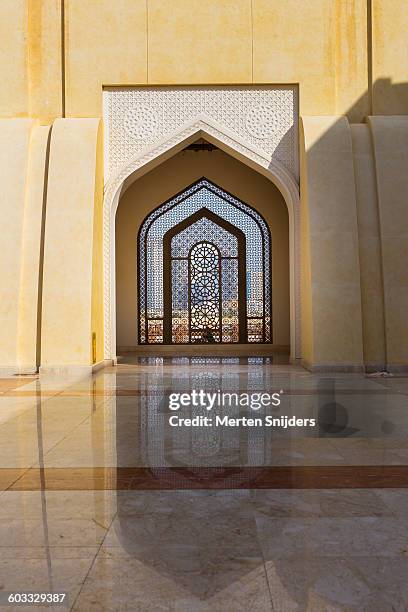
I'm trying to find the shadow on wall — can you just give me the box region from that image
[299,77,408,372]
[269,77,408,178]
[372,78,408,116]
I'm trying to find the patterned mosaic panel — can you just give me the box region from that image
[171,259,189,343]
[247,319,264,343]
[139,179,271,344]
[171,217,238,258]
[221,259,239,343]
[141,182,268,315]
[247,270,264,318]
[147,319,163,344]
[190,242,221,343]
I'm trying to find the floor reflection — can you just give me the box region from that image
[0,360,407,609]
[113,358,408,471]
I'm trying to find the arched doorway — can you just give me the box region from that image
[138,179,272,345]
[107,121,299,360]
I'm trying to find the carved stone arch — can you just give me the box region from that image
[104,118,300,360]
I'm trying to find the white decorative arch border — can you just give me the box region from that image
[103,116,301,361]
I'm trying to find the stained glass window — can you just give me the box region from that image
[138,179,271,344]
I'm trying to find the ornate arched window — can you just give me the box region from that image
[138,179,271,344]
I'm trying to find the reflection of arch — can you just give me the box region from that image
[162,206,248,344]
[104,117,300,360]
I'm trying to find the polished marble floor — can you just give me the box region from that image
[0,358,407,610]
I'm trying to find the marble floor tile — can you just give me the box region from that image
[0,518,110,547]
[0,378,37,393]
[264,557,371,611]
[0,546,98,612]
[0,490,117,521]
[374,378,408,395]
[332,437,408,449]
[72,547,272,611]
[264,441,347,466]
[250,488,391,518]
[349,556,408,611]
[114,489,252,517]
[334,447,408,466]
[374,488,408,516]
[0,441,45,469]
[255,516,408,558]
[262,556,408,612]
[265,555,408,611]
[0,396,40,426]
[39,425,119,468]
[105,509,259,553]
[0,468,27,491]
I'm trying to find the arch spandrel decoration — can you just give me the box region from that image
[104,86,298,181]
[138,180,271,345]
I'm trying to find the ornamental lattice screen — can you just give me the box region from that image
[138,179,271,344]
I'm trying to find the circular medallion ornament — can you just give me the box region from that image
[123,106,159,140]
[245,105,277,139]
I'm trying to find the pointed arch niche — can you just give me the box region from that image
[105,120,300,360]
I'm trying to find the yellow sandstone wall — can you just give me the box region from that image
[27,0,63,122]
[64,0,147,117]
[3,0,407,121]
[54,0,369,120]
[0,2,29,117]
[372,0,408,115]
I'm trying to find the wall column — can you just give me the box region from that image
[350,124,386,371]
[17,124,51,373]
[0,119,34,374]
[40,118,104,375]
[300,116,364,371]
[368,116,408,372]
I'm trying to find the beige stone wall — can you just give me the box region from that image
[115,149,290,349]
